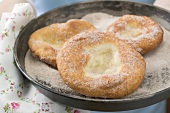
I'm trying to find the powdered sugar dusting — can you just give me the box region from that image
[127,27,170,98]
[61,30,104,49]
[82,12,120,32]
[55,29,145,99]
[25,12,170,99]
[58,31,106,76]
[109,15,162,41]
[25,50,74,93]
[72,30,104,41]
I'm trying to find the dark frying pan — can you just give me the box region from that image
[13,0,170,111]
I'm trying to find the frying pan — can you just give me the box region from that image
[14,0,170,111]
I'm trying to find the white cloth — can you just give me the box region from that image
[0,0,3,3]
[0,3,89,113]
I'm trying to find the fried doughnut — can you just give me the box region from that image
[106,15,163,55]
[28,19,96,67]
[57,31,146,98]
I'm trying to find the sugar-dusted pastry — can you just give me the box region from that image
[28,19,96,67]
[106,15,163,55]
[57,31,146,98]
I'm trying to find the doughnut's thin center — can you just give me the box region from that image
[84,43,121,77]
[38,34,65,49]
[116,22,142,40]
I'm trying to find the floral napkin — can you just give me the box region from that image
[0,3,90,113]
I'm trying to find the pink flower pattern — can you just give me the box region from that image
[17,91,22,97]
[22,12,26,16]
[0,34,4,40]
[5,45,11,52]
[0,67,5,74]
[5,17,9,21]
[41,103,50,112]
[11,102,20,110]
[74,110,80,113]
[5,48,9,52]
[12,26,15,32]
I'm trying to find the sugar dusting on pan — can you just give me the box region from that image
[25,12,170,99]
[81,12,120,32]
[128,27,170,98]
[25,50,75,93]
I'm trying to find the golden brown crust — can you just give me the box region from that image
[106,15,163,55]
[28,19,96,68]
[57,31,146,98]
